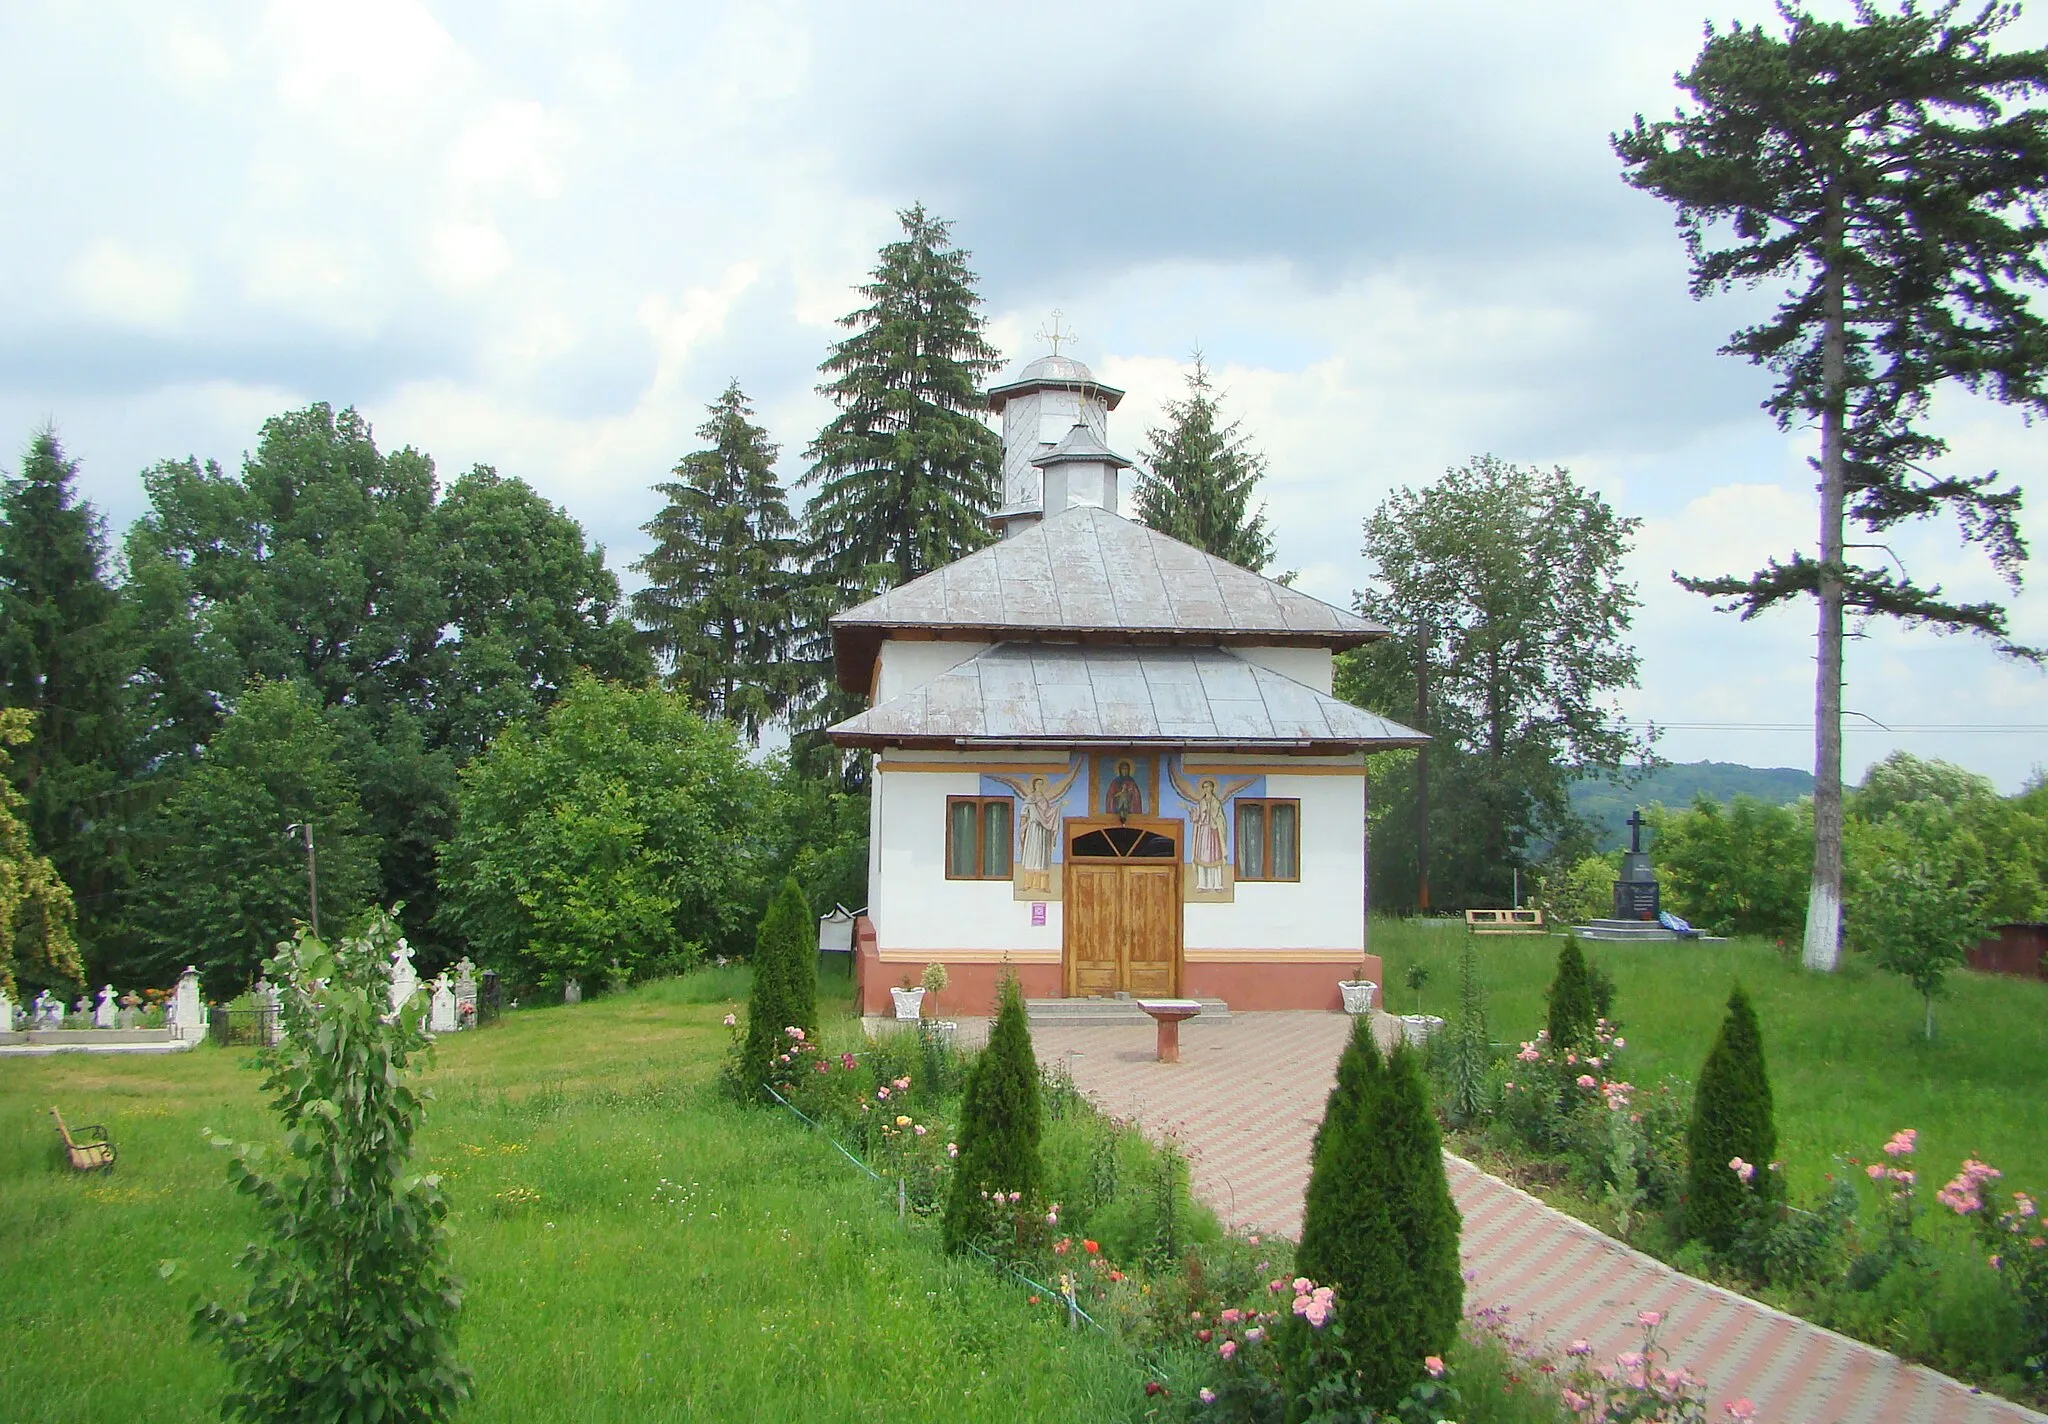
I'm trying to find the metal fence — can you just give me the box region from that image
[208,1006,281,1048]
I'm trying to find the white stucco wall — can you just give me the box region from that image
[1182,773,1365,952]
[870,757,1363,956]
[873,638,992,703]
[1228,645,1334,694]
[870,757,1067,954]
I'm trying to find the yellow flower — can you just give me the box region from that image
[896,1115,912,1127]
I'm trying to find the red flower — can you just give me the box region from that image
[1197,1329,1212,1343]
[1082,1239,1100,1254]
[1143,1381,1165,1397]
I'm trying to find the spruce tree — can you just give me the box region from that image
[1133,355,1276,573]
[1546,935,1597,1050]
[738,877,816,1101]
[632,384,802,742]
[801,204,1002,596]
[943,975,1043,1252]
[1682,986,1779,1253]
[0,429,136,967]
[1616,5,2048,972]
[1379,1039,1464,1389]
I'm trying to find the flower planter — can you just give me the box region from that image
[1338,980,1378,1015]
[889,987,926,1022]
[1399,1013,1445,1045]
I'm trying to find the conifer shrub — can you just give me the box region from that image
[942,974,1043,1252]
[1443,934,1491,1126]
[1682,985,1779,1253]
[733,877,816,1101]
[1546,934,1597,1049]
[1291,1017,1462,1412]
[197,912,470,1423]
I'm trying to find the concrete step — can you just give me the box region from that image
[1025,996,1232,1026]
[1572,918,1679,942]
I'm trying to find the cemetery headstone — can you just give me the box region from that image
[1611,808,1662,921]
[563,978,582,1005]
[254,977,283,1044]
[171,965,207,1040]
[35,990,64,1030]
[388,937,420,1020]
[429,974,458,1033]
[452,957,477,1013]
[0,986,14,1032]
[118,993,142,1029]
[94,985,118,1029]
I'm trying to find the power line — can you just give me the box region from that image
[1615,721,2047,733]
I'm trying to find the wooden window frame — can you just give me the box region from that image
[945,795,1014,880]
[1234,798,1301,882]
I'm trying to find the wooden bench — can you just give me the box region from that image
[51,1108,115,1172]
[1465,909,1546,935]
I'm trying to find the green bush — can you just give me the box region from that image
[196,911,470,1423]
[943,975,1043,1252]
[1292,1018,1461,1413]
[732,877,816,1102]
[1546,935,1596,1050]
[1650,796,1811,938]
[1535,852,1619,928]
[1681,985,1779,1254]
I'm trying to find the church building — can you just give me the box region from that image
[827,354,1424,1014]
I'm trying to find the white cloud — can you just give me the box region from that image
[66,241,196,331]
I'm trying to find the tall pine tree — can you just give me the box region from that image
[0,429,137,969]
[1133,355,1276,572]
[801,204,1002,594]
[633,384,801,742]
[1615,3,2048,971]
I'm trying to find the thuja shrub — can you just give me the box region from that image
[731,877,816,1102]
[1682,985,1779,1254]
[1291,1018,1462,1412]
[943,974,1044,1252]
[1546,935,1597,1050]
[196,912,470,1424]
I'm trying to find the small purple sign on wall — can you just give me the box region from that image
[1031,902,1047,927]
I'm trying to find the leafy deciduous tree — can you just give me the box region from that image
[198,911,469,1424]
[0,708,84,996]
[633,384,802,741]
[437,678,762,989]
[1616,2,2048,971]
[129,681,381,992]
[1339,456,1647,909]
[1132,354,1277,572]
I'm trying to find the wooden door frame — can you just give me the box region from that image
[1061,815,1184,997]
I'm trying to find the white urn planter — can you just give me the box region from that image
[1399,1013,1446,1046]
[1338,980,1378,1016]
[889,987,926,1022]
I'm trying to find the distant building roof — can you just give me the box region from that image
[830,504,1387,694]
[827,642,1426,752]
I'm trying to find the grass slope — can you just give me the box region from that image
[0,970,1149,1424]
[1374,918,2048,1205]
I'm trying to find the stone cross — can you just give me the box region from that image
[563,978,582,1006]
[94,985,118,1029]
[119,993,142,1029]
[388,938,420,1020]
[35,989,64,1030]
[1627,807,1648,854]
[429,974,458,1033]
[0,985,14,1032]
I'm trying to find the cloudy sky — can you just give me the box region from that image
[5,0,2044,791]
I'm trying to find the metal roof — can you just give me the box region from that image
[1034,422,1133,469]
[826,642,1427,751]
[831,504,1387,692]
[985,355,1126,413]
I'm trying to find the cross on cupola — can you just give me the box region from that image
[1035,309,1076,357]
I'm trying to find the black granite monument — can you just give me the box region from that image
[1612,808,1661,921]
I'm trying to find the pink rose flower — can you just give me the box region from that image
[1218,1339,1237,1360]
[1424,1355,1445,1378]
[1637,1310,1663,1327]
[722,1013,736,1027]
[1577,1074,1597,1089]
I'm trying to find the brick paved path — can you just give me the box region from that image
[1027,1011,2045,1424]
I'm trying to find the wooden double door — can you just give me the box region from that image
[1063,816,1182,998]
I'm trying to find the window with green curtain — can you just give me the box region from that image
[948,799,979,878]
[1271,800,1299,878]
[1235,801,1266,880]
[982,800,1012,877]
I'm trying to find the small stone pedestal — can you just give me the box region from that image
[1136,999,1202,1063]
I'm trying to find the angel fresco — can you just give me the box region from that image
[1168,762,1259,894]
[988,761,1083,895]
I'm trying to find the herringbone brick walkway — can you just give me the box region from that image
[1026,1011,2046,1424]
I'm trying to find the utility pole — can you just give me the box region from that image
[1414,630,1430,915]
[287,822,319,936]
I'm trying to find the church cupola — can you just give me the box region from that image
[985,349,1128,537]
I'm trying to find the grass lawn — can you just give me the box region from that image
[0,968,1154,1424]
[1372,917,2048,1202]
